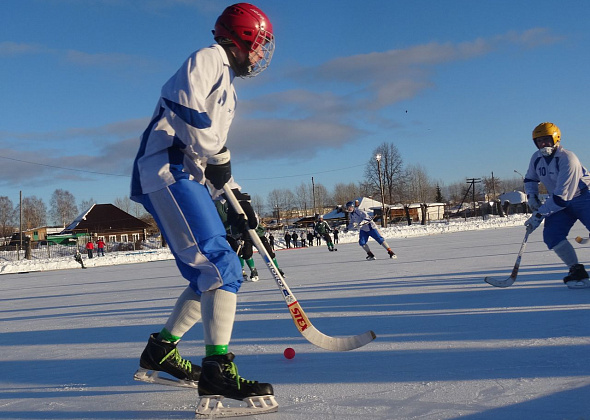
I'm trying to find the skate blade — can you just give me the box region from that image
[566,278,590,289]
[196,394,278,418]
[133,367,198,389]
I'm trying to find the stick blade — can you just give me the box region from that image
[484,276,516,288]
[302,326,376,351]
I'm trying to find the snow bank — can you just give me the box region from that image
[0,215,528,275]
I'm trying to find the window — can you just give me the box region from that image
[121,234,128,242]
[109,235,116,242]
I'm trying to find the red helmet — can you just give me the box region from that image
[213,3,275,77]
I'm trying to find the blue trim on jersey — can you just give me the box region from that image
[163,98,212,129]
[131,106,165,197]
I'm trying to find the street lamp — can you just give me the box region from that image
[376,154,386,227]
[514,169,528,215]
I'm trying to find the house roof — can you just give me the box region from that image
[62,204,149,233]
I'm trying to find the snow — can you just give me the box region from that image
[2,214,590,419]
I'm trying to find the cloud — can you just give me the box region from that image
[282,27,561,111]
[0,41,44,56]
[0,120,146,187]
[222,27,563,161]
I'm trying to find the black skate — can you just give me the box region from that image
[133,333,201,388]
[563,264,590,289]
[249,268,259,282]
[196,353,277,418]
[388,249,397,259]
[366,252,376,261]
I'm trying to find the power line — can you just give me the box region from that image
[0,155,130,177]
[240,164,366,181]
[0,154,367,182]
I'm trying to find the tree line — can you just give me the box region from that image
[1,142,532,238]
[252,142,530,220]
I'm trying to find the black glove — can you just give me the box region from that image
[226,189,258,233]
[204,147,231,190]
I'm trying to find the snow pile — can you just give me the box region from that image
[0,214,528,275]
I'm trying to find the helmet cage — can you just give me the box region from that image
[245,28,274,77]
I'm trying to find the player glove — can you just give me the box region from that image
[527,194,542,212]
[226,189,258,233]
[524,211,543,233]
[205,147,231,190]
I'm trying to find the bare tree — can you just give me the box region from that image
[294,182,312,216]
[364,142,405,204]
[79,198,96,213]
[313,183,329,213]
[405,164,434,203]
[0,196,16,239]
[50,189,78,227]
[21,196,47,229]
[267,189,285,223]
[332,182,362,206]
[482,174,502,201]
[251,194,264,217]
[114,196,132,213]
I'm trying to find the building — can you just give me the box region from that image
[61,204,150,243]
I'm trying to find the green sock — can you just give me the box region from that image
[239,257,245,268]
[205,344,228,357]
[246,258,255,269]
[158,328,181,343]
[272,258,280,269]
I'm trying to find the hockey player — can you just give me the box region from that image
[314,215,336,251]
[345,201,396,260]
[130,3,277,415]
[215,199,285,282]
[524,122,590,288]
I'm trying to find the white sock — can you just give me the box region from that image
[163,286,202,339]
[381,241,391,250]
[553,240,579,268]
[362,244,372,253]
[201,289,237,346]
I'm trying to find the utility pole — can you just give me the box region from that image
[311,176,316,217]
[466,178,482,218]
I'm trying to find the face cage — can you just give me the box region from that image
[242,30,274,78]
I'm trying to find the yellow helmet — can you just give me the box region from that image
[532,122,561,145]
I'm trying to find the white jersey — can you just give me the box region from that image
[524,144,590,215]
[131,44,240,200]
[347,208,377,232]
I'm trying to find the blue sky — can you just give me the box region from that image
[2,0,589,211]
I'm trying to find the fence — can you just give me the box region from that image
[0,240,164,263]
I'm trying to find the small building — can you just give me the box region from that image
[61,204,149,243]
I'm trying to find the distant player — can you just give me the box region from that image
[524,122,590,288]
[345,201,396,260]
[314,215,336,251]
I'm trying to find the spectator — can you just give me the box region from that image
[97,239,105,257]
[86,240,94,258]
